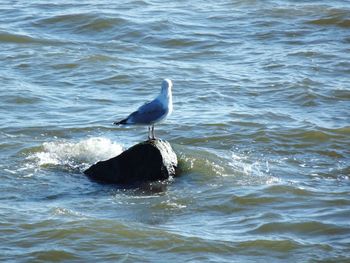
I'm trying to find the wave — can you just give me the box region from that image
[26,137,123,171]
[0,31,58,44]
[177,145,279,186]
[308,16,350,28]
[34,13,127,34]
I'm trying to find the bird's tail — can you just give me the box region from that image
[113,118,127,125]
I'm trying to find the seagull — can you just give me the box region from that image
[114,79,173,140]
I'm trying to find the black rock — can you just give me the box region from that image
[84,139,177,185]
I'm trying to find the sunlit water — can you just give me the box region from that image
[1,0,350,262]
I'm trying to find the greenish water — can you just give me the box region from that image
[1,0,350,262]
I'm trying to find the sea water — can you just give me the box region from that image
[1,0,350,262]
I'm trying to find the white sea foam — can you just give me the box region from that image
[229,151,280,185]
[28,137,123,171]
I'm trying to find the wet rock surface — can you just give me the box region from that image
[84,139,177,185]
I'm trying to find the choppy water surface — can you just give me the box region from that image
[1,0,350,262]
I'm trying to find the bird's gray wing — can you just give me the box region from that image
[127,99,167,124]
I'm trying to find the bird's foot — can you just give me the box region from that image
[148,135,157,141]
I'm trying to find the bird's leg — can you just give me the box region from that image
[148,126,152,140]
[151,124,156,140]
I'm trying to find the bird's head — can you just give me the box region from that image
[161,79,173,94]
